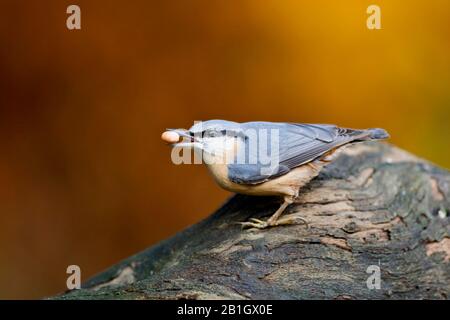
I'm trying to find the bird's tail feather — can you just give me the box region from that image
[350,127,389,142]
[366,128,389,140]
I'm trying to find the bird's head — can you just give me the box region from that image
[162,120,247,164]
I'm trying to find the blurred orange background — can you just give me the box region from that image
[0,1,449,299]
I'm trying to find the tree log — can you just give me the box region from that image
[56,142,450,300]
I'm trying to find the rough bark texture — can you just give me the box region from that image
[56,142,450,300]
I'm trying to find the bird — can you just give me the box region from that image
[162,120,389,229]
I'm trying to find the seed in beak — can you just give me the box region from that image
[161,131,180,143]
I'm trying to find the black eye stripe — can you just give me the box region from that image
[198,129,243,137]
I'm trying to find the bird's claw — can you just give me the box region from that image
[249,218,266,224]
[237,216,309,230]
[238,219,269,230]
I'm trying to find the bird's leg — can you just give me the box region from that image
[265,196,292,225]
[239,195,307,229]
[238,162,326,230]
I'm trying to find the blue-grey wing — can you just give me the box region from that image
[228,122,366,185]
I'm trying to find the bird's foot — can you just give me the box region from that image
[238,216,308,230]
[238,218,269,229]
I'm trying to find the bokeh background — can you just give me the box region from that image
[0,0,449,299]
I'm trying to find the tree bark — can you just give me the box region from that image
[56,142,450,300]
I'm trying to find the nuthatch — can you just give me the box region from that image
[162,120,389,229]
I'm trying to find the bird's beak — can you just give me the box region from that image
[166,128,202,149]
